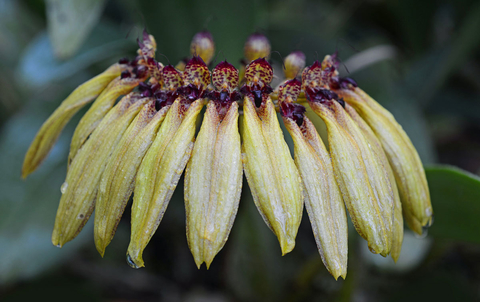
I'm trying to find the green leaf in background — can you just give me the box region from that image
[426,165,480,243]
[46,0,107,59]
[16,24,135,90]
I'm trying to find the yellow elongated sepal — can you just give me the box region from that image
[310,100,394,256]
[68,76,146,164]
[335,88,432,231]
[94,102,170,256]
[52,96,150,247]
[241,96,304,255]
[22,63,124,178]
[345,105,403,262]
[185,102,242,269]
[283,116,348,279]
[128,98,205,268]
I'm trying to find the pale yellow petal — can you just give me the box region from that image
[336,88,432,231]
[68,76,146,164]
[22,63,124,178]
[241,96,303,255]
[128,98,205,268]
[283,116,348,279]
[185,102,242,268]
[94,102,169,256]
[52,96,150,247]
[310,100,393,256]
[345,105,403,262]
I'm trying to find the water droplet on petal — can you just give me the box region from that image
[415,227,429,239]
[126,253,140,269]
[60,182,68,194]
[426,214,434,227]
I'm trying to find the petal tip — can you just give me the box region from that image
[94,239,106,258]
[126,253,144,269]
[52,237,63,248]
[280,239,296,256]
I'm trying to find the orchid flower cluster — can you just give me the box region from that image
[22,30,433,280]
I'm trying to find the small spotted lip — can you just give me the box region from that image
[212,61,239,90]
[183,56,211,89]
[244,58,273,86]
[162,65,183,88]
[302,60,327,89]
[278,78,302,102]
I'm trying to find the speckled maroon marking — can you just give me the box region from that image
[137,29,156,59]
[183,55,211,90]
[162,65,183,90]
[244,58,273,85]
[302,60,324,89]
[278,78,302,103]
[205,60,241,118]
[321,52,340,72]
[240,58,274,107]
[212,61,239,91]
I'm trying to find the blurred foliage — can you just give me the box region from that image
[45,0,108,59]
[1,0,480,301]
